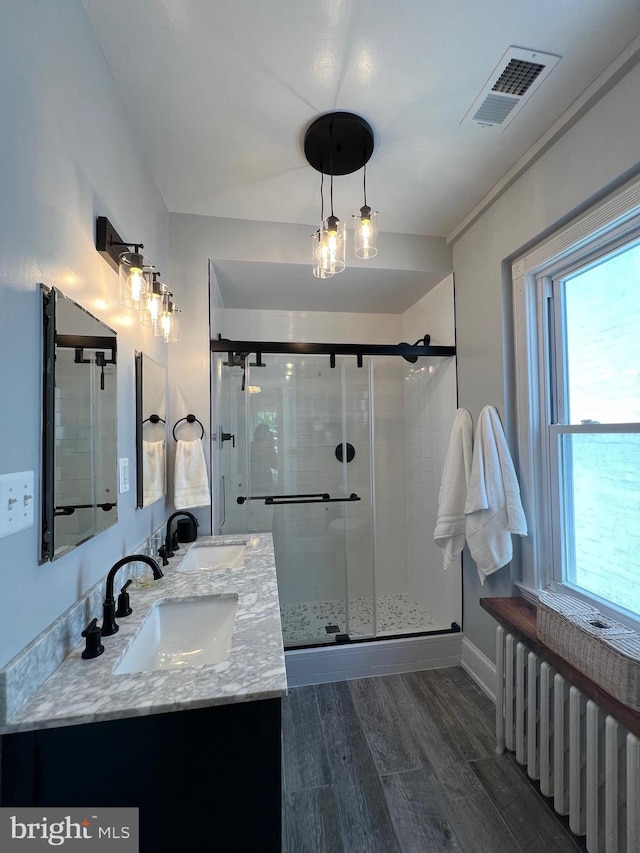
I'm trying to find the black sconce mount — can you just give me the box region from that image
[96,216,144,273]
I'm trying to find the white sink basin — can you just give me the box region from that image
[113,595,238,675]
[178,543,245,573]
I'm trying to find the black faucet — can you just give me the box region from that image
[101,555,163,637]
[163,511,199,558]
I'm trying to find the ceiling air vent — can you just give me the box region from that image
[462,46,561,129]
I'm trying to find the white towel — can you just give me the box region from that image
[174,439,211,509]
[434,408,473,570]
[142,439,166,505]
[464,406,527,584]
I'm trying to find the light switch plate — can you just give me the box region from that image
[119,458,130,494]
[0,471,35,538]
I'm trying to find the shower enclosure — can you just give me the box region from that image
[213,337,460,648]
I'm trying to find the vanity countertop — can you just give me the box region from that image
[1,534,287,735]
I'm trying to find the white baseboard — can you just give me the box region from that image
[460,637,496,704]
[285,633,462,688]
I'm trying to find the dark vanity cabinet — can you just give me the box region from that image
[1,698,282,852]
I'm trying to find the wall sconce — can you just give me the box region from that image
[140,272,165,329]
[305,112,377,277]
[96,216,179,342]
[156,289,178,343]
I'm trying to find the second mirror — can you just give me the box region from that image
[135,352,167,508]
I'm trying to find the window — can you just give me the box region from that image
[512,177,640,626]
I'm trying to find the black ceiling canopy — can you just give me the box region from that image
[304,111,374,176]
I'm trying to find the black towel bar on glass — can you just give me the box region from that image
[172,414,205,441]
[237,493,360,506]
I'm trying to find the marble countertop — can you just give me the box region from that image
[1,534,286,734]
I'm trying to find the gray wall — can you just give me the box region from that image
[452,59,640,662]
[0,1,169,668]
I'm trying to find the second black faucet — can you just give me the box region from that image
[160,511,199,562]
[102,554,163,637]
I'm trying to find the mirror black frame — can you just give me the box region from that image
[40,285,118,562]
[41,285,56,561]
[135,351,143,508]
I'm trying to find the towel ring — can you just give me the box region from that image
[143,414,166,425]
[173,414,205,441]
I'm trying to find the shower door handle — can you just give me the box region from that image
[266,493,361,505]
[236,492,361,506]
[221,429,235,447]
[237,492,329,505]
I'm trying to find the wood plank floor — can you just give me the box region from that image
[282,667,585,853]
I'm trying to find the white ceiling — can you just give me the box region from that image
[82,0,640,311]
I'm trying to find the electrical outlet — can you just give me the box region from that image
[0,471,35,539]
[119,458,130,494]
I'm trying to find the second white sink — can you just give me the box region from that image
[113,595,238,675]
[178,543,245,573]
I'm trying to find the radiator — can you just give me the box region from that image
[496,626,640,853]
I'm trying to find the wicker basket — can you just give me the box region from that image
[536,591,640,712]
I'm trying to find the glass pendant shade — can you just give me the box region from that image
[354,205,378,259]
[321,215,346,275]
[312,226,336,278]
[119,250,149,310]
[312,229,333,278]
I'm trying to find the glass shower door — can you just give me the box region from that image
[216,352,374,646]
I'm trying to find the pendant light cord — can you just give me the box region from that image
[363,161,367,208]
[329,121,335,217]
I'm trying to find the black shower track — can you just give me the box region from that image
[211,334,456,364]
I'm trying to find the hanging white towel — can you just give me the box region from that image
[434,408,473,570]
[142,439,166,505]
[464,406,527,584]
[174,438,211,509]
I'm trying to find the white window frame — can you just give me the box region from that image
[512,173,640,628]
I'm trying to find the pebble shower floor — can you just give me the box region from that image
[279,593,435,645]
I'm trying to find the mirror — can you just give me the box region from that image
[41,286,118,561]
[135,352,167,508]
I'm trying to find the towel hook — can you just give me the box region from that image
[143,414,166,425]
[172,414,205,441]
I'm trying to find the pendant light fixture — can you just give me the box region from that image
[312,172,345,277]
[353,162,378,259]
[304,111,376,276]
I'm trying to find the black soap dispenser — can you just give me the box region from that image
[176,517,198,543]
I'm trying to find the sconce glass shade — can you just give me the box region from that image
[140,279,167,329]
[156,292,178,343]
[354,205,378,259]
[119,250,149,310]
